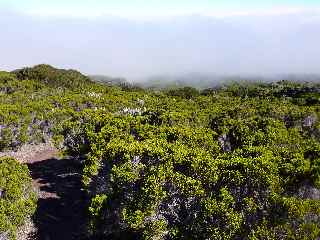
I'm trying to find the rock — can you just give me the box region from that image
[297,184,320,200]
[0,231,9,240]
[0,188,5,199]
[303,115,317,128]
[218,133,232,152]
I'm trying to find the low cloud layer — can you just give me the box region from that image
[1,9,320,80]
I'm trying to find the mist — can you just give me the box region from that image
[1,9,320,81]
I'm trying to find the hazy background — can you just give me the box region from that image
[1,0,320,81]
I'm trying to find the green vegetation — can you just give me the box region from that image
[0,64,320,239]
[13,64,93,89]
[0,157,37,239]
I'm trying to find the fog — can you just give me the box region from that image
[1,9,320,81]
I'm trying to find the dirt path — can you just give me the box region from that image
[28,156,88,240]
[2,144,88,240]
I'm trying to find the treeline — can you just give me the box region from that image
[0,64,320,239]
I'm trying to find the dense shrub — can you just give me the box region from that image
[0,157,37,239]
[71,112,320,239]
[13,64,93,89]
[166,87,200,99]
[1,65,320,239]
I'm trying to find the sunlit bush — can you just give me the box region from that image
[0,157,37,239]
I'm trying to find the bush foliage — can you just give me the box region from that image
[0,65,320,239]
[0,157,37,239]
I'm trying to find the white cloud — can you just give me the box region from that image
[21,5,320,20]
[1,6,320,78]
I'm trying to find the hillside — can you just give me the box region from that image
[13,64,93,89]
[0,65,320,240]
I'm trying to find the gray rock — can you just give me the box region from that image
[303,115,317,128]
[0,231,9,240]
[297,184,320,200]
[218,133,232,152]
[0,188,5,199]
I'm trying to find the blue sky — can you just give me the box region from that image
[1,0,320,18]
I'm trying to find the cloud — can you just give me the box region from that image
[0,9,319,79]
[21,6,320,20]
[2,0,318,20]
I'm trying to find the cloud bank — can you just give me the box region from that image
[0,8,320,80]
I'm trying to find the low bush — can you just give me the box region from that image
[0,157,37,239]
[76,114,320,239]
[1,65,320,239]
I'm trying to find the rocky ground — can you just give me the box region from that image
[0,143,58,164]
[0,144,88,240]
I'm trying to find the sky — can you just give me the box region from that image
[1,0,320,79]
[2,0,320,18]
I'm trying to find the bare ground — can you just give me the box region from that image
[1,144,88,240]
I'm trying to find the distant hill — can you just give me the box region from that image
[138,73,320,90]
[11,64,320,91]
[12,64,92,89]
[89,75,128,86]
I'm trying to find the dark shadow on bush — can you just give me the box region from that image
[27,158,89,240]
